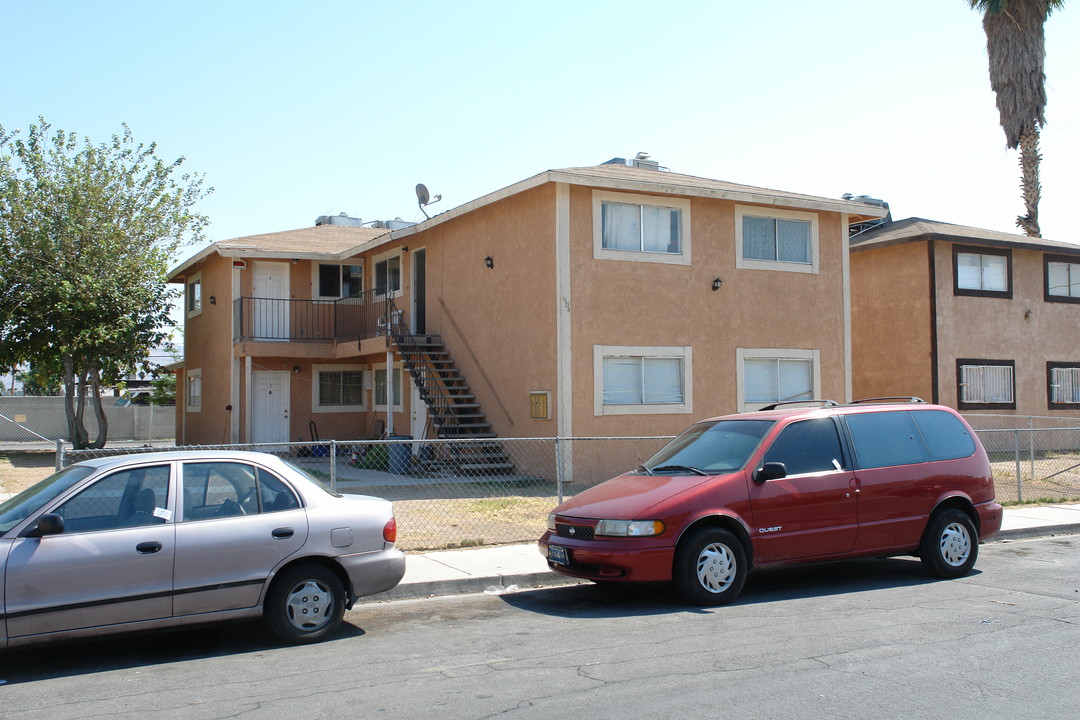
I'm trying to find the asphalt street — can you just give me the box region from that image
[1,535,1077,720]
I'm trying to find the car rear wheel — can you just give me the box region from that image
[920,508,978,578]
[265,564,346,644]
[673,528,747,605]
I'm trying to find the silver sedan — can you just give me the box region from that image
[0,450,405,648]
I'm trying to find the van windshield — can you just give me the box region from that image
[642,419,774,475]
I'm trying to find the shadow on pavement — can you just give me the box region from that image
[501,556,980,618]
[0,620,366,685]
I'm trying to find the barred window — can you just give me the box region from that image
[958,361,1015,409]
[1048,363,1080,407]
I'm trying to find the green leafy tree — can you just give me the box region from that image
[0,118,211,448]
[15,364,63,396]
[970,0,1065,237]
[149,371,177,407]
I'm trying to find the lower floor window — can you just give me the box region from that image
[1048,363,1080,408]
[374,367,403,409]
[958,360,1015,409]
[595,346,692,415]
[319,370,364,407]
[737,349,819,410]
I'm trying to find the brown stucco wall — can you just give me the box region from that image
[850,241,934,402]
[934,241,1080,416]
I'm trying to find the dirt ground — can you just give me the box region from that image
[0,450,57,495]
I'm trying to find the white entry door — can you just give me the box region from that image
[252,371,290,445]
[253,261,289,340]
[410,379,428,448]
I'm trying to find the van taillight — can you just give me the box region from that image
[383,517,397,543]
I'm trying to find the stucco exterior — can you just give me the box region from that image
[169,161,886,447]
[851,217,1080,417]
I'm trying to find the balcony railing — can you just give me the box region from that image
[233,289,394,342]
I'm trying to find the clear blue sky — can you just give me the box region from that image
[4,0,1079,253]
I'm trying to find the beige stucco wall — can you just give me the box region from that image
[850,242,934,402]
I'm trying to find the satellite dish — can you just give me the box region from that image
[415,183,442,219]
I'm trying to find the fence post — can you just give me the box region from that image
[1013,430,1023,504]
[330,439,338,494]
[1028,416,1035,482]
[55,439,64,471]
[555,437,565,504]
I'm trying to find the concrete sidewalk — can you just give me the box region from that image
[359,503,1080,604]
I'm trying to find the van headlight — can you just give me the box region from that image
[595,519,665,537]
[547,513,556,532]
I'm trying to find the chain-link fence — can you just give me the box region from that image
[965,414,1080,504]
[41,416,1080,551]
[60,436,673,551]
[0,397,175,447]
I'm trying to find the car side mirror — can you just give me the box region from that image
[753,462,787,483]
[25,513,65,537]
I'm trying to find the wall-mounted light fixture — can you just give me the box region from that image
[292,365,301,374]
[484,256,494,269]
[209,295,217,305]
[712,277,723,291]
[291,258,299,264]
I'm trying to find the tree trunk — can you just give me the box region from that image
[87,362,109,449]
[62,354,89,449]
[1016,123,1042,237]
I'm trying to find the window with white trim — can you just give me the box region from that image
[374,366,403,410]
[186,369,202,413]
[594,346,692,415]
[1048,362,1080,408]
[957,360,1015,409]
[313,364,366,412]
[735,206,818,274]
[316,263,363,299]
[592,191,691,265]
[374,253,402,298]
[186,273,202,317]
[737,348,820,411]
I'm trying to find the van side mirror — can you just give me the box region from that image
[26,513,65,537]
[753,462,787,483]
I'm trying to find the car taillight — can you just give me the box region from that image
[383,517,397,543]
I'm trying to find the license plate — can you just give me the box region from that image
[548,544,569,565]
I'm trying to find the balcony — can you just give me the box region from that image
[233,290,396,345]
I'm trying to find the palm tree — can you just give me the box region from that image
[970,0,1065,237]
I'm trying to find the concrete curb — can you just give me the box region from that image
[355,522,1080,606]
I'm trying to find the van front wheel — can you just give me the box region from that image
[920,509,978,578]
[673,528,747,605]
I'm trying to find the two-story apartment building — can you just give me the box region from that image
[851,217,1080,416]
[168,158,887,453]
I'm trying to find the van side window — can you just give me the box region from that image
[846,411,928,469]
[763,418,845,475]
[911,410,977,460]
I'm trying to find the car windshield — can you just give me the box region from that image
[642,419,774,474]
[0,465,96,536]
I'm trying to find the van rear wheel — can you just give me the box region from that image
[920,509,978,578]
[673,528,747,605]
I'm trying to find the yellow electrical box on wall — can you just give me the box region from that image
[529,391,550,420]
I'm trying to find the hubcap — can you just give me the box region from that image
[939,522,972,567]
[285,579,334,632]
[695,542,737,593]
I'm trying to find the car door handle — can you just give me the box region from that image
[136,541,163,554]
[272,527,294,539]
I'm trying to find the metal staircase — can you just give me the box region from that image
[387,303,514,474]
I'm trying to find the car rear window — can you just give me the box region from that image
[845,411,928,469]
[910,409,977,460]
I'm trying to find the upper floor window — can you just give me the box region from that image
[1044,254,1080,304]
[317,263,363,299]
[592,191,691,265]
[374,253,402,297]
[957,359,1015,410]
[594,345,692,415]
[186,273,202,317]
[953,245,1011,298]
[735,206,819,274]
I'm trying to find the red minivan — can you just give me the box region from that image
[539,400,1002,605]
